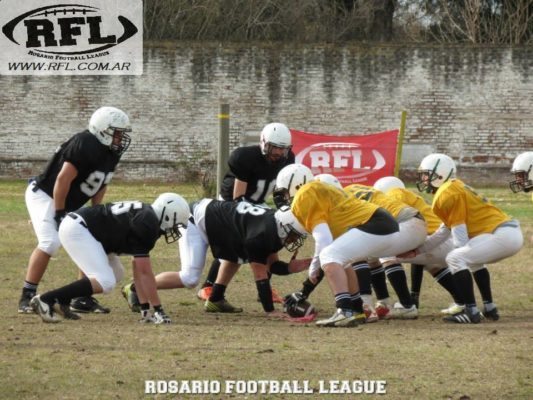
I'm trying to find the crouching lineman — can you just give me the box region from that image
[415,153,523,323]
[123,199,310,316]
[30,193,190,324]
[275,164,401,327]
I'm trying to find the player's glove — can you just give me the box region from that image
[54,209,66,230]
[283,291,307,309]
[152,309,172,324]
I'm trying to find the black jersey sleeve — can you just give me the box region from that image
[228,146,256,182]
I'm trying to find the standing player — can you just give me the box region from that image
[19,107,131,315]
[415,153,523,323]
[197,123,295,303]
[31,193,190,323]
[124,199,310,315]
[510,152,533,203]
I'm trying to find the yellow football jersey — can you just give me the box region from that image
[387,188,441,234]
[291,181,379,239]
[344,184,407,219]
[432,179,511,237]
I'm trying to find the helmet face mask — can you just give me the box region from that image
[89,107,132,156]
[510,152,533,193]
[274,206,307,252]
[416,154,456,193]
[151,193,190,244]
[260,123,292,164]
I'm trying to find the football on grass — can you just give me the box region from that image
[286,300,316,318]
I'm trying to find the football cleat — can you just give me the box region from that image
[443,309,481,324]
[204,299,243,313]
[70,296,110,314]
[375,299,392,319]
[30,295,61,323]
[196,286,213,301]
[316,308,360,327]
[363,304,379,323]
[53,303,81,320]
[482,307,500,321]
[121,283,141,313]
[388,302,418,319]
[440,303,465,315]
[152,310,172,324]
[18,291,35,314]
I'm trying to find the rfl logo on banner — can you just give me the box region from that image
[0,0,142,75]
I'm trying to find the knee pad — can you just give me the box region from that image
[179,269,201,289]
[38,236,61,256]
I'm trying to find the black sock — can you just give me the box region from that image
[203,259,221,287]
[130,283,136,292]
[256,279,274,312]
[433,267,460,303]
[23,280,38,294]
[334,292,352,310]
[41,277,93,305]
[473,268,493,304]
[210,283,226,302]
[453,269,476,307]
[301,268,324,298]
[410,264,424,296]
[385,263,413,308]
[370,266,389,300]
[353,261,372,296]
[350,292,363,313]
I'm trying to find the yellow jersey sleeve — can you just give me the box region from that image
[292,181,378,239]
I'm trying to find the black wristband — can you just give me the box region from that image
[256,279,274,312]
[269,261,290,276]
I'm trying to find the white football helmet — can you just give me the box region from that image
[314,173,342,190]
[151,193,190,243]
[416,153,456,193]
[88,107,132,155]
[374,176,405,194]
[273,206,307,252]
[510,152,533,193]
[260,123,292,163]
[274,164,314,208]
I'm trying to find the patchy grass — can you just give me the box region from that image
[0,180,532,400]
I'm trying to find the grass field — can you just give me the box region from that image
[0,180,531,400]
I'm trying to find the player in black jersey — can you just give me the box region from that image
[19,107,131,315]
[197,123,296,303]
[30,193,190,324]
[123,199,310,316]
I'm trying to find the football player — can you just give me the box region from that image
[414,153,523,323]
[197,122,295,303]
[123,199,310,316]
[509,152,533,203]
[19,107,131,315]
[374,176,460,313]
[276,164,402,327]
[30,193,190,323]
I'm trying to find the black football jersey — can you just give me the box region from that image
[35,130,121,211]
[204,200,283,264]
[76,201,160,256]
[219,145,295,204]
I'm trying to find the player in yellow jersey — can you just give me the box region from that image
[510,152,533,204]
[343,183,426,320]
[374,176,461,314]
[416,153,523,323]
[276,164,401,327]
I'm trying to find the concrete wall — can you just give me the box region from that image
[0,43,531,185]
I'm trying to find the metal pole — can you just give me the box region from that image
[394,110,407,177]
[217,103,230,197]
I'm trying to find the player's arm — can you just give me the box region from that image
[233,178,248,200]
[91,185,107,206]
[132,256,171,323]
[53,161,78,227]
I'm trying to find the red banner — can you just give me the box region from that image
[290,129,399,186]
